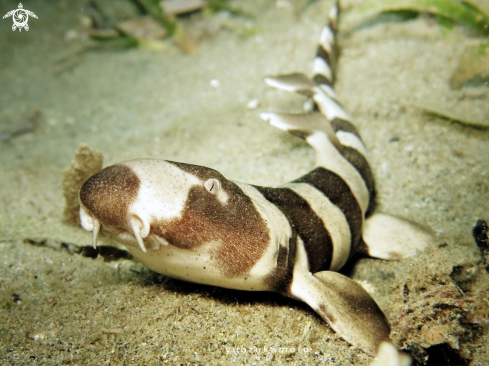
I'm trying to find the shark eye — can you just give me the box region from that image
[204,178,221,194]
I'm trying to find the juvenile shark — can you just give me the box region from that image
[78,1,434,356]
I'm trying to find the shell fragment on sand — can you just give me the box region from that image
[161,0,208,16]
[62,144,103,224]
[0,110,40,143]
[116,16,168,40]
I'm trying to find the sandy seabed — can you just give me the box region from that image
[1,0,488,365]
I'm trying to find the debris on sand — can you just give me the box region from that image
[62,144,103,224]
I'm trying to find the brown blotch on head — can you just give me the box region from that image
[79,164,140,227]
[152,162,270,278]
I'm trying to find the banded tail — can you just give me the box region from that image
[261,1,375,218]
[260,0,435,356]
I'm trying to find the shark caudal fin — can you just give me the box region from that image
[361,212,436,260]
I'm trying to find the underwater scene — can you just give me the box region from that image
[1,0,488,365]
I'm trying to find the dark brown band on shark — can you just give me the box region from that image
[329,3,340,64]
[315,45,334,85]
[317,45,332,66]
[330,117,362,141]
[79,164,140,227]
[329,2,339,35]
[313,1,340,86]
[311,94,346,115]
[327,118,375,214]
[293,167,363,254]
[313,73,332,87]
[340,146,376,216]
[152,162,270,278]
[253,186,333,273]
[263,112,374,214]
[264,232,297,294]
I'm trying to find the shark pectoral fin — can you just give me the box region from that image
[362,212,436,260]
[291,270,390,356]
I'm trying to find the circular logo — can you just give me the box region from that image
[12,9,29,29]
[3,3,38,32]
